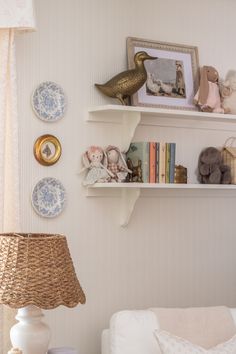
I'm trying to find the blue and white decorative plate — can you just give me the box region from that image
[32,177,66,218]
[32,81,66,122]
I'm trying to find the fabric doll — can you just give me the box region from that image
[221,70,236,114]
[105,145,131,182]
[194,66,226,113]
[82,146,114,186]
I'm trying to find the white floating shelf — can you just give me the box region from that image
[87,105,236,151]
[89,182,236,189]
[88,104,236,123]
[87,183,236,227]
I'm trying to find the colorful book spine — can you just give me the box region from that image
[159,142,166,183]
[127,141,176,184]
[126,142,149,183]
[149,142,156,183]
[170,143,176,183]
[165,143,171,183]
[156,143,159,183]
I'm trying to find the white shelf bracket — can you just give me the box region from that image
[120,188,140,227]
[121,111,141,152]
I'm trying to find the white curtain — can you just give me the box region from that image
[0,1,35,352]
[0,29,20,353]
[0,29,20,232]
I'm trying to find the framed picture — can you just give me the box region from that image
[34,134,62,166]
[127,37,199,110]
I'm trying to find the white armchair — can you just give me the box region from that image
[102,308,236,354]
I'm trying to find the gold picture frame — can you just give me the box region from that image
[127,37,199,110]
[34,134,62,166]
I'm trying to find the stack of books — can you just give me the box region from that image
[126,142,176,183]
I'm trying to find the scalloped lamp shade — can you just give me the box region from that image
[0,233,86,354]
[0,233,86,308]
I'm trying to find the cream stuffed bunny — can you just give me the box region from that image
[105,145,131,182]
[194,66,226,113]
[221,70,236,114]
[82,146,114,185]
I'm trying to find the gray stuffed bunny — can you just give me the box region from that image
[198,147,231,184]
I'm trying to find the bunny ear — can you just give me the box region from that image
[82,151,91,168]
[198,66,209,105]
[118,150,128,168]
[102,150,108,167]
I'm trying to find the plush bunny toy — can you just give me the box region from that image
[221,70,236,114]
[194,66,226,113]
[105,145,131,182]
[82,146,114,185]
[198,146,231,184]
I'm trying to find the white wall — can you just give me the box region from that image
[16,1,236,353]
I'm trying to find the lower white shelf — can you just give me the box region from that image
[87,183,236,227]
[89,182,236,190]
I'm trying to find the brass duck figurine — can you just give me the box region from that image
[95,51,157,105]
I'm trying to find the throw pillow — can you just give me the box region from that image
[154,330,236,354]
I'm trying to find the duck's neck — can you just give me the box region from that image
[135,61,146,70]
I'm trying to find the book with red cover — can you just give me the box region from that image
[149,142,156,183]
[156,143,159,183]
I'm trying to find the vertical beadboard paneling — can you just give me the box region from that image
[16,1,236,354]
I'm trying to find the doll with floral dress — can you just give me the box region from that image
[82,146,114,185]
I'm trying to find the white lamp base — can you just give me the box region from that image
[10,305,51,354]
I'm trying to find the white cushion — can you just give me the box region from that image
[155,330,236,354]
[110,310,160,354]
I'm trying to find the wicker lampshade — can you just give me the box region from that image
[0,233,86,309]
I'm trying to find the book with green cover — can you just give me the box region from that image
[170,143,176,183]
[158,142,166,183]
[126,142,149,183]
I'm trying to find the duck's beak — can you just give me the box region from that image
[145,54,157,60]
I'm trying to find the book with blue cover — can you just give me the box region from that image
[165,143,171,183]
[126,142,149,183]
